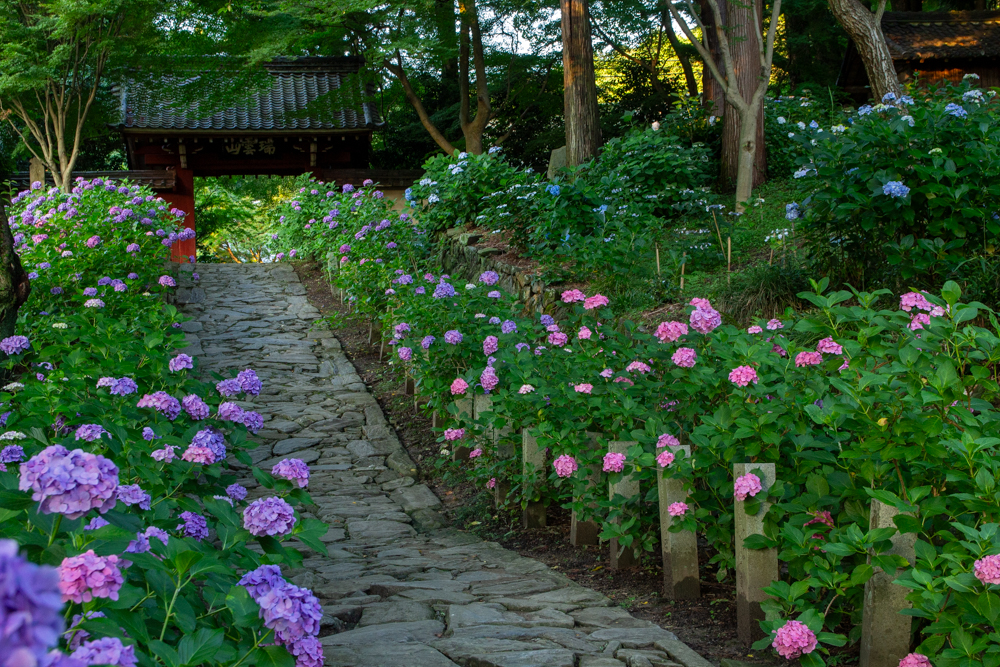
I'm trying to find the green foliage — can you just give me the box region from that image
[194,176,289,263]
[790,79,1000,291]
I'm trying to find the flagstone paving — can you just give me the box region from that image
[176,262,716,667]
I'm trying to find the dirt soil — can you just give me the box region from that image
[292,260,777,667]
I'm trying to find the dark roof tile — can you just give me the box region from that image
[882,11,1000,60]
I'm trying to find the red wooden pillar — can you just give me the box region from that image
[161,168,196,263]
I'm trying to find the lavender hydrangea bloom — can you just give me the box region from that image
[242,411,264,434]
[66,611,106,650]
[116,484,151,510]
[243,497,297,536]
[0,539,65,664]
[421,335,435,349]
[883,181,910,198]
[73,425,106,442]
[141,427,158,441]
[191,428,226,461]
[479,270,499,285]
[218,402,244,422]
[444,330,463,345]
[432,282,456,299]
[82,288,97,297]
[136,392,181,420]
[288,636,324,667]
[177,511,209,540]
[1,445,24,463]
[236,369,262,395]
[226,483,248,501]
[84,517,109,531]
[0,336,30,355]
[216,379,241,397]
[488,316,501,325]
[487,290,501,299]
[168,354,193,372]
[272,459,310,488]
[110,378,137,396]
[256,582,322,643]
[85,298,105,308]
[19,446,118,519]
[71,637,137,667]
[181,394,210,420]
[239,564,285,600]
[501,320,517,334]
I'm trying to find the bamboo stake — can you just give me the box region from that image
[680,253,686,291]
[655,246,661,277]
[727,236,732,286]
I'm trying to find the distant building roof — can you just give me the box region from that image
[882,10,1000,61]
[118,56,383,132]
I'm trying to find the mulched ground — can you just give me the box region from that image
[292,260,776,667]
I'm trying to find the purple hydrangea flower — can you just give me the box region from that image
[141,427,158,441]
[181,395,210,420]
[0,336,30,355]
[501,320,517,334]
[66,610,106,650]
[158,275,176,288]
[0,539,64,664]
[136,392,181,420]
[288,636,324,667]
[243,497,297,536]
[444,330,462,345]
[191,428,226,461]
[239,564,285,600]
[110,378,137,396]
[73,425,106,442]
[421,335,435,349]
[1,445,24,463]
[168,354,193,372]
[218,402,244,422]
[111,280,126,292]
[97,277,111,287]
[127,273,138,280]
[226,483,248,501]
[255,582,322,644]
[71,637,136,667]
[487,290,501,299]
[479,270,499,285]
[50,287,63,295]
[216,379,241,397]
[432,282,456,299]
[272,459,310,488]
[242,411,263,434]
[20,447,118,519]
[84,517,109,531]
[540,314,554,326]
[116,484,151,510]
[82,288,97,297]
[177,511,209,540]
[236,369,262,395]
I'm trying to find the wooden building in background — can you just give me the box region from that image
[839,11,1000,102]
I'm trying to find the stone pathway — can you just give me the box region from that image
[175,263,715,667]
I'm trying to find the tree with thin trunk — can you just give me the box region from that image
[668,0,781,207]
[0,196,31,339]
[0,0,159,192]
[719,0,767,191]
[562,0,602,166]
[826,0,900,101]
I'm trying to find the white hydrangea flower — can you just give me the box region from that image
[52,322,68,329]
[2,383,24,392]
[0,431,26,440]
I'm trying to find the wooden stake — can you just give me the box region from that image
[727,236,732,286]
[768,247,774,266]
[655,246,661,277]
[680,253,686,291]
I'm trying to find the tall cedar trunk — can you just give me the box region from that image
[720,0,767,191]
[734,99,764,205]
[435,0,459,79]
[458,0,490,155]
[700,0,726,115]
[827,0,901,100]
[662,8,699,97]
[0,197,31,338]
[561,0,602,166]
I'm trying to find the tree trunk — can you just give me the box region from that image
[700,0,727,115]
[662,8,699,97]
[720,0,767,191]
[0,197,31,338]
[385,57,458,155]
[734,99,763,205]
[459,0,490,155]
[561,0,602,166]
[827,0,900,101]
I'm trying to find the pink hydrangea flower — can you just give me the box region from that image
[689,298,711,309]
[561,289,586,303]
[690,306,722,334]
[655,321,688,342]
[667,502,687,517]
[672,347,697,368]
[19,446,118,519]
[657,434,680,449]
[450,378,469,395]
[729,365,758,387]
[444,428,465,441]
[181,444,215,464]
[816,337,843,354]
[578,326,592,340]
[469,448,483,459]
[766,318,784,330]
[151,445,177,462]
[900,292,932,312]
[58,551,123,603]
[734,472,763,501]
[795,351,823,367]
[547,331,569,347]
[899,654,933,667]
[910,313,931,331]
[613,376,634,386]
[486,478,497,489]
[574,383,593,394]
[599,368,613,378]
[481,366,499,391]
[518,384,535,394]
[583,294,609,310]
[603,452,626,473]
[804,510,834,528]
[483,336,499,355]
[974,554,1000,585]
[771,619,817,659]
[748,325,763,334]
[656,449,675,468]
[272,459,310,488]
[626,361,651,373]
[553,455,577,478]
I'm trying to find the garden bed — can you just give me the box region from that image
[293,259,772,667]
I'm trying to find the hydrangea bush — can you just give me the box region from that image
[1,180,330,666]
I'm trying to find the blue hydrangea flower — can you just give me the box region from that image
[881,92,897,104]
[785,203,800,221]
[858,105,873,116]
[546,184,560,196]
[945,103,968,118]
[883,181,910,198]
